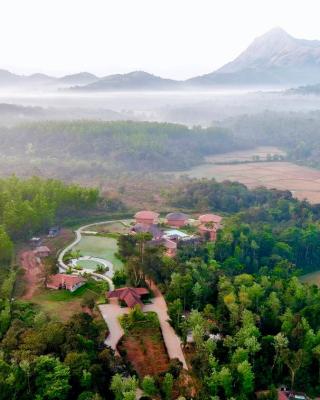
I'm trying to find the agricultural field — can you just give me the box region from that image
[205,146,286,163]
[74,235,123,269]
[176,160,320,204]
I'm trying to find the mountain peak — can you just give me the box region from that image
[259,26,291,39]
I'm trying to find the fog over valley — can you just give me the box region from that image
[2,3,320,398]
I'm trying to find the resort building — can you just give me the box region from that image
[148,237,178,257]
[198,214,222,226]
[198,213,223,242]
[107,287,149,308]
[198,224,218,241]
[134,210,159,225]
[46,273,85,292]
[165,212,189,228]
[131,223,163,239]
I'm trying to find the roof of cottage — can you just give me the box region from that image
[47,273,84,288]
[108,287,149,308]
[35,246,51,253]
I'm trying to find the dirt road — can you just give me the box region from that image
[20,250,42,299]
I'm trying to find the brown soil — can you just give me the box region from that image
[19,250,43,300]
[118,327,170,377]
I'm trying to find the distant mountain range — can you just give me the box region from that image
[0,70,99,89]
[187,27,320,87]
[2,27,320,91]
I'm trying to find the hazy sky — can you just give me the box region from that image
[1,0,320,79]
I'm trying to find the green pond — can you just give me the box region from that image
[75,259,105,271]
[74,235,123,270]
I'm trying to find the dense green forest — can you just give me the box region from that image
[0,121,246,177]
[170,178,320,274]
[0,176,123,262]
[2,176,320,398]
[2,115,320,182]
[115,179,320,398]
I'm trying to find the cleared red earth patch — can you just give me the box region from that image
[118,327,170,377]
[19,250,43,300]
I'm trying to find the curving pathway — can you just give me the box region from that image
[58,220,127,291]
[99,281,188,369]
[59,219,188,369]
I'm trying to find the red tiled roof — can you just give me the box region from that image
[47,273,84,290]
[134,210,159,219]
[108,287,149,308]
[35,246,51,253]
[199,214,222,224]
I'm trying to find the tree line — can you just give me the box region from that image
[0,175,123,264]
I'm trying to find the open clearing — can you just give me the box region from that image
[74,235,123,270]
[300,271,320,287]
[176,161,320,204]
[118,326,170,377]
[30,281,106,321]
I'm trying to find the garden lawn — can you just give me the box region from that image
[74,235,123,270]
[30,280,108,321]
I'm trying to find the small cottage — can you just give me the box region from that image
[46,273,85,292]
[107,287,149,308]
[34,246,51,258]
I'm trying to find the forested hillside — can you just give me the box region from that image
[116,180,320,397]
[0,121,246,177]
[170,178,320,274]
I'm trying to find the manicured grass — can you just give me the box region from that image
[74,235,123,269]
[91,220,132,234]
[30,280,108,321]
[76,259,104,270]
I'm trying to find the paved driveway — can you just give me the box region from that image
[144,281,187,369]
[99,283,188,369]
[99,299,129,353]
